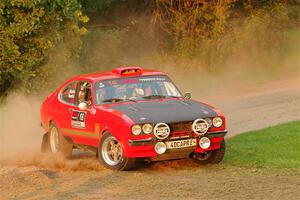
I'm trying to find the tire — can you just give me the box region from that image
[47,123,73,158]
[98,132,135,171]
[193,139,225,164]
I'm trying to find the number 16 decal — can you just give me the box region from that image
[71,110,86,128]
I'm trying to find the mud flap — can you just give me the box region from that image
[41,133,50,152]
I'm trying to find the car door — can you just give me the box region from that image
[69,80,97,146]
[55,81,79,132]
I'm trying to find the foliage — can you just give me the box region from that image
[0,0,299,97]
[152,0,297,68]
[225,120,300,169]
[153,0,235,57]
[0,0,88,97]
[227,3,289,66]
[81,0,122,15]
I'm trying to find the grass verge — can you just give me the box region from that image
[225,120,300,169]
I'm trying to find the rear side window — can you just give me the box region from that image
[60,82,77,104]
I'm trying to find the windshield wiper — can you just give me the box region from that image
[142,95,181,99]
[142,95,167,99]
[125,98,137,102]
[166,95,180,98]
[102,98,124,103]
[102,98,137,103]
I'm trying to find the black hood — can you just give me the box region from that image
[109,99,217,124]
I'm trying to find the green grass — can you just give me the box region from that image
[225,120,300,169]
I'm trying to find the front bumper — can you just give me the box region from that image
[126,130,227,159]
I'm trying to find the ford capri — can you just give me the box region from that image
[40,66,227,170]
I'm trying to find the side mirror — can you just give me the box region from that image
[184,92,192,99]
[78,102,88,111]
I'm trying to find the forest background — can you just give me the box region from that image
[1,0,299,99]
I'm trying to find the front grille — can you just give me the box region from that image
[169,121,193,132]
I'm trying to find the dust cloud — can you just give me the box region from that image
[0,93,106,171]
[0,93,42,157]
[0,93,46,168]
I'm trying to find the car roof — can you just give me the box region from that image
[69,68,166,82]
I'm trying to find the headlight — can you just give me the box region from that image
[199,137,211,149]
[204,118,212,128]
[212,117,223,128]
[142,123,153,134]
[131,125,142,135]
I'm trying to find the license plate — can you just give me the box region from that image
[166,138,197,149]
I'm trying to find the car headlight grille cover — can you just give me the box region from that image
[192,119,209,135]
[153,123,170,140]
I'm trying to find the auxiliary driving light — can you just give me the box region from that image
[154,142,167,154]
[153,123,170,139]
[199,137,211,149]
[192,119,209,135]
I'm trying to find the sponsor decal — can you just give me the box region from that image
[71,110,86,128]
[109,80,118,85]
[96,76,169,88]
[121,79,139,84]
[139,77,166,82]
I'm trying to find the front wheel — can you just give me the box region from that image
[193,139,225,164]
[98,132,135,170]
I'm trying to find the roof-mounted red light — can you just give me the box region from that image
[112,66,143,76]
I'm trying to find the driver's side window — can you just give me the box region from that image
[76,81,92,106]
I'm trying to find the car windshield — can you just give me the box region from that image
[94,75,182,105]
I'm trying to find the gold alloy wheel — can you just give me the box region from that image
[101,136,123,166]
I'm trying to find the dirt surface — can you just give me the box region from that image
[207,76,300,137]
[1,160,300,200]
[0,77,300,200]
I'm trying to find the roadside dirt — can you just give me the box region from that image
[0,76,299,200]
[204,76,300,137]
[1,162,300,200]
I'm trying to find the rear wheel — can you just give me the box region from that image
[193,139,225,164]
[98,132,135,170]
[47,123,73,158]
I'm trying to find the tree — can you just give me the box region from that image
[0,0,88,97]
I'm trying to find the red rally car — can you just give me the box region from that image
[40,66,227,170]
